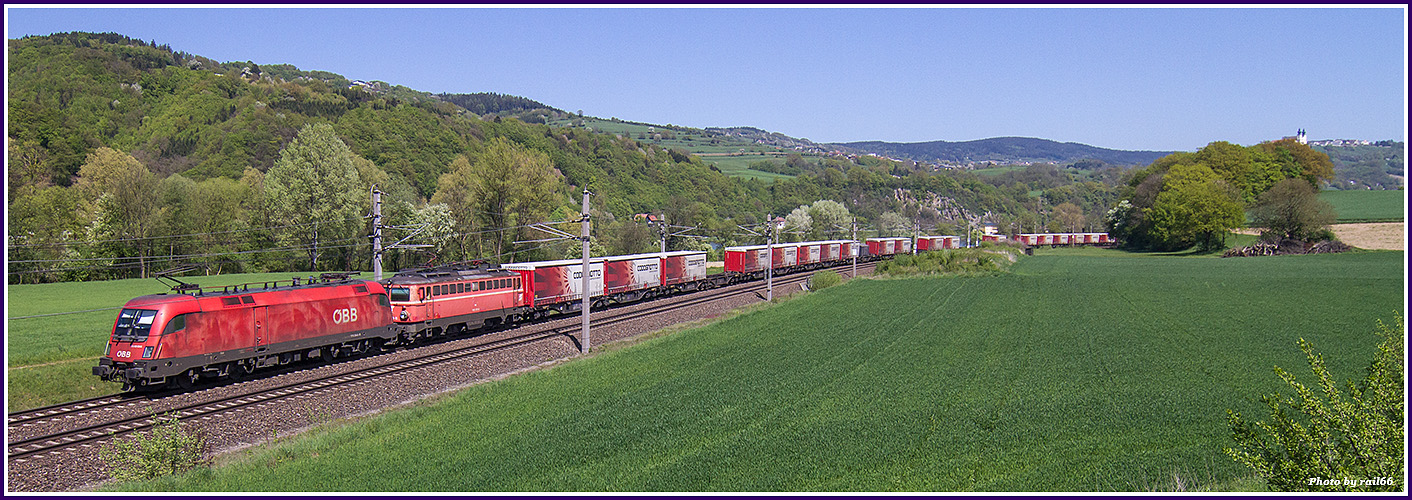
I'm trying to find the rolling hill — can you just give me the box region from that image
[830,137,1175,167]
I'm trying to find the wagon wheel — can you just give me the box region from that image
[173,369,200,390]
[322,345,340,365]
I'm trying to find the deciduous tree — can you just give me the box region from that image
[1146,164,1245,251]
[1249,178,1336,241]
[432,137,563,262]
[1053,202,1085,232]
[76,147,167,277]
[264,123,365,271]
[807,199,852,238]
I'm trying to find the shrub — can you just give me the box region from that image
[808,270,842,291]
[100,413,209,482]
[1224,314,1404,492]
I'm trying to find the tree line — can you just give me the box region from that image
[1105,139,1336,251]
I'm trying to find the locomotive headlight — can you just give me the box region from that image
[142,346,154,358]
[399,308,408,321]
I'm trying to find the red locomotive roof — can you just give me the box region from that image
[123,279,384,313]
[382,268,515,286]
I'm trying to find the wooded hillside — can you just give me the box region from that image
[6,32,1126,283]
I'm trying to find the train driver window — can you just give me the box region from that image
[161,314,188,335]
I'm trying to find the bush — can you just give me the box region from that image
[876,248,1020,277]
[808,270,842,291]
[100,413,209,482]
[1224,314,1404,491]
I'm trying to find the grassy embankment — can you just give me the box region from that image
[105,247,1402,492]
[5,272,351,410]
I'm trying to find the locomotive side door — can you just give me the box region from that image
[420,286,434,322]
[252,306,268,346]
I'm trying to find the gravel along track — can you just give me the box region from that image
[6,263,873,492]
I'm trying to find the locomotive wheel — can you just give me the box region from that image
[173,369,199,390]
[322,346,340,365]
[229,359,255,381]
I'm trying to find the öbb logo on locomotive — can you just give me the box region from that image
[332,307,358,324]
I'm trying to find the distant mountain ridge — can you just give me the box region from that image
[698,127,1174,167]
[828,137,1175,167]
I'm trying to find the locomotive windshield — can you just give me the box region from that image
[113,308,157,342]
[388,287,410,302]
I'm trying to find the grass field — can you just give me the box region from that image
[1319,189,1405,223]
[700,154,796,181]
[970,165,1028,176]
[544,117,806,180]
[106,249,1403,492]
[5,272,353,410]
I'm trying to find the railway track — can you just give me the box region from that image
[7,262,874,462]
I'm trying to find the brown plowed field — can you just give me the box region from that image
[1331,222,1405,250]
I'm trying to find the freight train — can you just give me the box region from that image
[92,233,1100,391]
[982,232,1113,246]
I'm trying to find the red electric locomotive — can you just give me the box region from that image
[381,262,529,342]
[93,274,395,391]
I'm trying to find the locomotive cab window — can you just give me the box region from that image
[113,309,157,342]
[389,287,410,302]
[162,313,189,335]
[377,293,390,307]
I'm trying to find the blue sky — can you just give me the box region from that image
[5,6,1406,152]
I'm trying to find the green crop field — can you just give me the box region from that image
[6,271,355,410]
[107,249,1403,492]
[700,154,796,181]
[1319,189,1405,223]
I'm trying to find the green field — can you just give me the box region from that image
[108,249,1403,492]
[1319,189,1406,223]
[699,154,796,181]
[970,165,1028,176]
[5,272,354,410]
[544,117,805,180]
